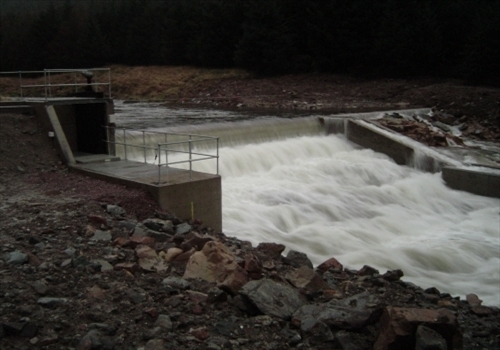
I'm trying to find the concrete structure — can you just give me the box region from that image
[321,115,500,198]
[0,97,223,231]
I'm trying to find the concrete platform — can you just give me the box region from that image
[70,160,222,231]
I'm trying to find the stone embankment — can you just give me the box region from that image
[1,204,499,350]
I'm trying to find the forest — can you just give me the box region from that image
[0,0,499,86]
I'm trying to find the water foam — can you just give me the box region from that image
[197,134,499,306]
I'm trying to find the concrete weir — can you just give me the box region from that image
[3,98,222,232]
[320,111,500,198]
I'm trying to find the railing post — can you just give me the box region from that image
[216,137,220,175]
[157,144,161,185]
[143,131,146,163]
[189,135,192,179]
[18,71,23,98]
[123,128,127,161]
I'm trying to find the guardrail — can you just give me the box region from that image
[0,68,111,99]
[104,126,219,184]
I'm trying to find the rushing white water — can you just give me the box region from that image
[192,134,500,306]
[114,104,500,306]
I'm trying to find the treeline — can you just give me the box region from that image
[0,0,499,85]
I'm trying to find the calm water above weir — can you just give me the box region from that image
[114,101,500,306]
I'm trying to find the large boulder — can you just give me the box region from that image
[239,279,306,320]
[183,241,249,294]
[292,292,383,331]
[374,307,462,350]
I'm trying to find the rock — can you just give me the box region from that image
[129,235,155,248]
[63,247,77,257]
[154,315,173,330]
[415,325,448,350]
[239,279,306,320]
[244,253,262,279]
[87,215,109,227]
[2,322,24,336]
[185,232,214,250]
[143,218,173,232]
[37,297,68,308]
[106,204,126,217]
[186,290,208,304]
[176,222,192,235]
[334,330,362,350]
[207,287,227,303]
[164,247,183,262]
[77,330,101,350]
[93,259,114,272]
[183,241,249,294]
[471,305,492,316]
[113,262,138,274]
[466,293,482,307]
[162,276,191,290]
[292,292,382,331]
[135,245,168,272]
[301,319,334,345]
[31,280,48,295]
[5,250,28,265]
[90,230,112,242]
[191,327,210,341]
[286,266,331,291]
[357,265,379,276]
[316,257,343,272]
[382,269,403,281]
[88,285,105,299]
[256,242,285,259]
[374,307,462,350]
[283,250,313,269]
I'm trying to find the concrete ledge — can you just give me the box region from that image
[70,162,222,231]
[442,167,500,198]
[0,105,34,115]
[345,119,414,166]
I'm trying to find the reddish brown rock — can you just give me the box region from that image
[130,235,155,248]
[374,307,462,350]
[287,266,331,291]
[466,293,482,307]
[87,215,108,227]
[114,262,138,274]
[190,327,209,341]
[185,231,214,250]
[113,237,130,247]
[88,285,105,300]
[316,257,343,272]
[244,253,262,279]
[256,242,286,259]
[183,241,249,294]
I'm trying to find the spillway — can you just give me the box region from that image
[114,102,500,306]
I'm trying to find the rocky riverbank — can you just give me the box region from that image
[1,199,499,350]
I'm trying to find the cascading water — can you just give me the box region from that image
[114,102,500,306]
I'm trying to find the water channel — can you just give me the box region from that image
[114,100,500,306]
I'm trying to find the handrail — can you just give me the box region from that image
[103,126,219,184]
[0,68,111,100]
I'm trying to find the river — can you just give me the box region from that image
[114,100,500,307]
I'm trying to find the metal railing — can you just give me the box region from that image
[104,126,219,185]
[0,68,111,99]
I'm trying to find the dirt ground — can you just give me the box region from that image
[0,67,499,349]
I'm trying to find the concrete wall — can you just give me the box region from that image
[442,167,500,198]
[345,120,414,166]
[154,176,222,232]
[53,104,77,152]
